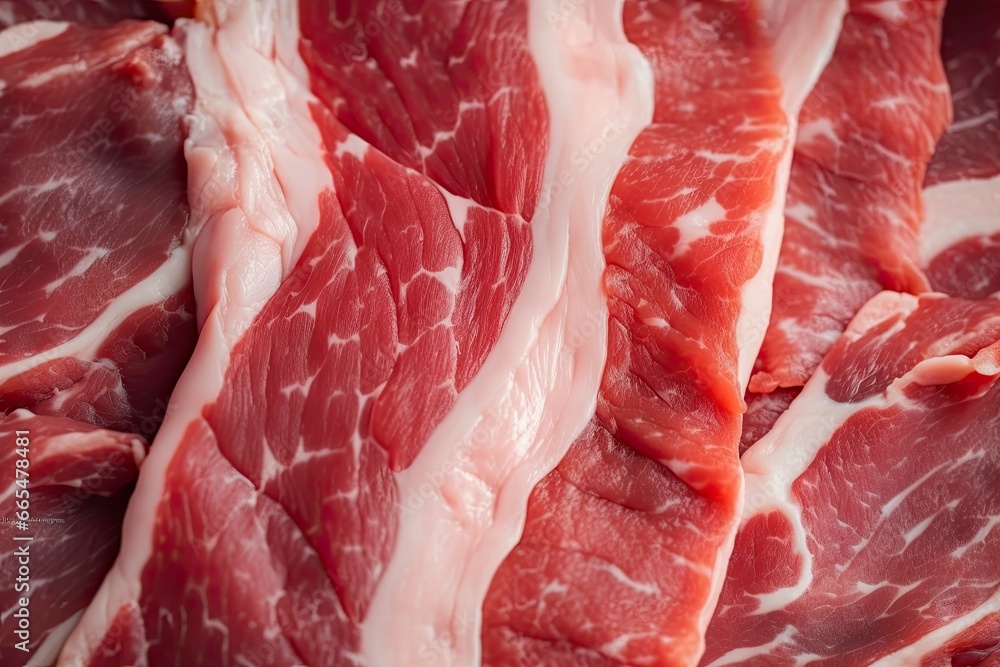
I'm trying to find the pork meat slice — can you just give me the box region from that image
[738,0,952,453]
[703,291,1000,665]
[62,0,651,664]
[0,18,194,664]
[749,0,951,396]
[0,19,196,436]
[0,410,145,666]
[480,1,845,664]
[921,0,1000,300]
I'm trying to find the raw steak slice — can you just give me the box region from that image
[702,291,1000,666]
[311,3,651,664]
[0,18,194,664]
[62,0,649,664]
[0,410,145,666]
[0,19,196,437]
[921,0,1000,300]
[749,0,951,396]
[481,1,844,665]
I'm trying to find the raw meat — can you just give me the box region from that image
[62,0,649,664]
[0,410,145,666]
[0,19,196,436]
[0,16,194,663]
[480,1,844,664]
[702,291,1000,665]
[921,0,1000,300]
[10,1,989,666]
[749,0,951,396]
[0,0,168,29]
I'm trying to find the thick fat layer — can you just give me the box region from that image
[480,1,844,664]
[703,293,1000,665]
[357,1,652,664]
[63,0,571,663]
[0,20,66,55]
[749,0,951,395]
[0,411,144,665]
[58,0,329,662]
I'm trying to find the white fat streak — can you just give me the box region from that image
[0,247,189,383]
[357,2,654,665]
[776,263,838,290]
[920,175,1000,266]
[735,291,994,629]
[856,0,908,24]
[952,515,1000,559]
[735,293,917,617]
[712,0,846,656]
[601,563,660,596]
[757,0,847,115]
[869,586,1000,666]
[733,0,847,393]
[21,60,87,88]
[740,369,881,615]
[0,20,67,58]
[436,185,476,241]
[795,116,839,150]
[0,240,29,270]
[673,197,727,257]
[705,625,799,667]
[334,133,369,160]
[58,1,329,663]
[43,246,110,295]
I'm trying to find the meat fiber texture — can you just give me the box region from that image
[0,410,145,666]
[702,291,1000,666]
[0,13,196,663]
[59,0,847,661]
[748,0,952,395]
[481,1,844,664]
[921,0,1000,301]
[0,18,196,435]
[741,0,953,453]
[60,0,650,664]
[0,0,989,666]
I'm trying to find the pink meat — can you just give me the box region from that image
[0,410,145,665]
[921,0,1000,301]
[750,0,951,395]
[703,292,1000,665]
